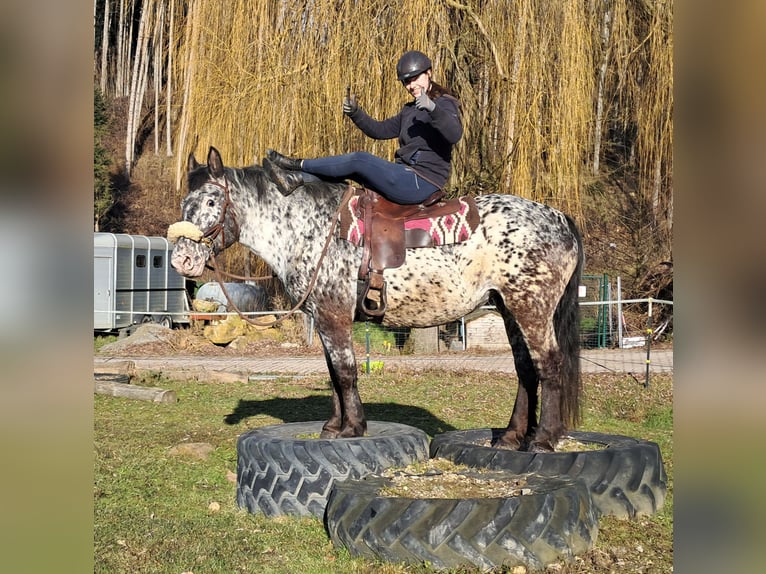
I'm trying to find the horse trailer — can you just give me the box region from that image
[94,232,190,333]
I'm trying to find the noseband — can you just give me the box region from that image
[199,176,239,249]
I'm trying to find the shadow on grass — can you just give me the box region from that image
[224,394,457,437]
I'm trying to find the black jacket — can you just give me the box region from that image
[347,92,463,188]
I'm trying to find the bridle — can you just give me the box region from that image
[197,176,239,251]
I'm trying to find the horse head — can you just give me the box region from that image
[170,146,240,277]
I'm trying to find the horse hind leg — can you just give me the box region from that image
[528,343,567,452]
[522,318,581,453]
[529,247,584,452]
[491,294,538,451]
[495,302,578,453]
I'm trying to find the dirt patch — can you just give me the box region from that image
[467,436,606,452]
[98,324,324,358]
[379,459,530,499]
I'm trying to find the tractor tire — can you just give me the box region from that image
[430,429,667,519]
[325,471,599,570]
[236,421,429,518]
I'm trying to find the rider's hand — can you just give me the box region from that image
[343,93,358,116]
[415,90,435,112]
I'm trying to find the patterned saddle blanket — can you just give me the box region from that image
[339,189,479,251]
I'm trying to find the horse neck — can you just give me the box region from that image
[229,172,344,278]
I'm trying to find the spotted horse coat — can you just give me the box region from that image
[171,147,584,452]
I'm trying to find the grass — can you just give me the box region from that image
[94,370,672,573]
[94,334,118,352]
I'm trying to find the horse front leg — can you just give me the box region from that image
[316,318,367,438]
[320,345,343,438]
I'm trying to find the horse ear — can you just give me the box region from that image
[187,152,200,173]
[207,147,225,179]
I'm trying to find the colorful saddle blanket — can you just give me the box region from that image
[339,190,479,249]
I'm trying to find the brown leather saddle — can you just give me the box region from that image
[338,186,479,318]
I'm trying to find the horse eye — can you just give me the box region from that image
[207,199,215,208]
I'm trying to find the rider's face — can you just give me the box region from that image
[402,70,432,97]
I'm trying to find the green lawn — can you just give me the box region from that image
[94,370,672,573]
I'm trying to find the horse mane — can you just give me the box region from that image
[234,164,348,203]
[187,159,349,205]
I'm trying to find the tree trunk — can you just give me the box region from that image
[154,2,164,155]
[166,0,175,157]
[503,1,527,192]
[99,0,111,94]
[176,0,200,190]
[125,0,153,175]
[94,380,177,403]
[592,0,613,175]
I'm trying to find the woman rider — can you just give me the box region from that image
[264,50,462,205]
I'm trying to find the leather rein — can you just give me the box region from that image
[195,174,354,327]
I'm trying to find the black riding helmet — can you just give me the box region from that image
[396,50,432,83]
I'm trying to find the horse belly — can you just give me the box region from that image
[379,246,489,327]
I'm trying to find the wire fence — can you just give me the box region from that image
[99,277,673,353]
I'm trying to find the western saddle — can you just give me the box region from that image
[343,186,477,319]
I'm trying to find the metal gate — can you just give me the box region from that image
[579,274,611,348]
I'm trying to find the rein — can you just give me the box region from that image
[201,182,355,328]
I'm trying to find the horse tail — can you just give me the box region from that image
[555,214,584,430]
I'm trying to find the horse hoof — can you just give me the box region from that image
[528,442,555,453]
[320,428,341,439]
[338,425,366,438]
[491,433,522,451]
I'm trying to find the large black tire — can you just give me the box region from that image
[236,421,429,518]
[430,429,667,519]
[325,471,599,570]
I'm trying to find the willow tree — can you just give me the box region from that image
[93,0,673,262]
[171,0,606,219]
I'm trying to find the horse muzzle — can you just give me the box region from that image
[170,237,211,278]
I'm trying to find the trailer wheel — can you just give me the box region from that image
[325,471,599,570]
[430,429,667,518]
[158,315,173,329]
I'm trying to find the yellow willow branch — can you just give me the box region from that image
[443,0,506,79]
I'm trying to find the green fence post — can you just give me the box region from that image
[365,322,371,375]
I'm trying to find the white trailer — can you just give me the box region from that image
[94,232,190,332]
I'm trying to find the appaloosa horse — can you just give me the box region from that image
[171,147,584,452]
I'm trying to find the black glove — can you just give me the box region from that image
[343,93,358,116]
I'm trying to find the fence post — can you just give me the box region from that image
[607,281,613,347]
[617,276,623,348]
[365,322,371,375]
[644,298,653,388]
